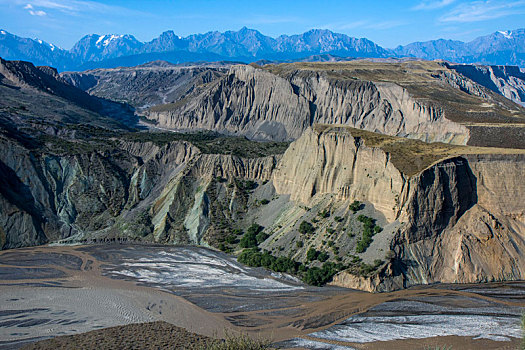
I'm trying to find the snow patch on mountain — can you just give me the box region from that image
[96,34,124,47]
[498,31,513,39]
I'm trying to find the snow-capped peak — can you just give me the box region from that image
[497,30,513,39]
[34,38,57,51]
[95,34,124,47]
[0,30,6,35]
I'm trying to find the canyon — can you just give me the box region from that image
[1,57,525,295]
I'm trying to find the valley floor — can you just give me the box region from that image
[0,244,523,349]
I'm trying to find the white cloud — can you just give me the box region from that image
[12,0,147,16]
[440,0,525,22]
[28,0,73,11]
[30,10,46,16]
[413,0,456,10]
[24,3,47,16]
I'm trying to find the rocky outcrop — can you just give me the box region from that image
[394,154,525,288]
[1,122,524,293]
[273,127,407,222]
[0,57,103,112]
[269,125,525,291]
[447,63,525,106]
[62,65,226,109]
[0,134,279,249]
[147,64,471,143]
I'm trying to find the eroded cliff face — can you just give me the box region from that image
[272,127,407,222]
[393,154,525,288]
[2,124,524,293]
[0,136,279,249]
[147,64,470,143]
[447,63,525,106]
[268,126,525,291]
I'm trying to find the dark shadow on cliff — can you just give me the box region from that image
[390,156,478,288]
[0,160,47,247]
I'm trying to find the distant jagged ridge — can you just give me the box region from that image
[0,27,524,71]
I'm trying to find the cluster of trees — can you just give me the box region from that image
[237,247,347,286]
[228,201,389,286]
[346,256,384,277]
[349,200,362,213]
[355,215,382,253]
[238,248,302,274]
[236,179,258,192]
[239,223,268,248]
[303,262,346,286]
[307,248,329,262]
[299,221,315,234]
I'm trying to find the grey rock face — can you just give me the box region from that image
[143,63,489,144]
[62,64,227,109]
[447,63,525,106]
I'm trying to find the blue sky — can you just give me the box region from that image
[2,0,525,49]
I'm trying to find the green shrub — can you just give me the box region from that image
[239,180,258,191]
[247,223,264,236]
[232,228,243,236]
[349,255,362,264]
[256,232,269,244]
[349,200,362,213]
[302,262,346,286]
[334,216,344,222]
[296,240,304,248]
[307,248,318,261]
[237,248,299,275]
[317,251,329,262]
[215,176,227,183]
[239,225,262,248]
[225,235,237,244]
[260,199,270,205]
[299,221,315,234]
[355,215,378,253]
[318,209,330,218]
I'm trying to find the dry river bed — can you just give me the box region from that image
[0,244,523,349]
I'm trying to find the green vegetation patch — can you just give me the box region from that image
[123,131,290,158]
[299,221,315,235]
[355,215,382,253]
[239,223,265,248]
[238,247,347,287]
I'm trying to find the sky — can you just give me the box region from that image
[1,0,525,49]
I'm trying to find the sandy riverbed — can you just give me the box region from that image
[1,244,523,349]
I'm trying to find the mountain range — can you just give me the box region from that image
[1,27,524,71]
